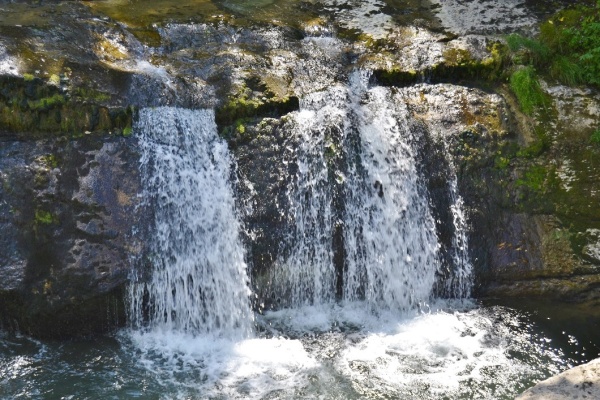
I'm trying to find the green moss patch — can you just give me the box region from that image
[591,128,600,143]
[0,75,134,139]
[34,209,56,225]
[216,77,299,131]
[506,2,600,88]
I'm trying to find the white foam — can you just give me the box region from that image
[127,330,319,399]
[0,43,20,76]
[122,300,566,398]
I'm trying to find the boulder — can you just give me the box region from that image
[517,358,600,399]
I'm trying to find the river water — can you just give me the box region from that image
[2,299,599,399]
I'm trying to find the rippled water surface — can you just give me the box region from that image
[2,300,598,400]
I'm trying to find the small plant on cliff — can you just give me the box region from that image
[27,93,66,111]
[506,34,551,66]
[34,209,55,225]
[590,128,600,144]
[509,67,548,115]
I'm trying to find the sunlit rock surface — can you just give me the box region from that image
[516,357,600,399]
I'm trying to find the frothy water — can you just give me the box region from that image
[125,301,569,399]
[1,301,579,399]
[130,107,253,338]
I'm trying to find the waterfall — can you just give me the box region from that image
[129,82,473,332]
[267,85,350,307]
[129,107,253,338]
[430,127,474,299]
[267,72,472,310]
[266,72,471,310]
[446,167,473,298]
[343,77,441,310]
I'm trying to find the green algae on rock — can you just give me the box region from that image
[0,75,134,139]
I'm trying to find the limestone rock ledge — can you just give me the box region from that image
[517,358,600,399]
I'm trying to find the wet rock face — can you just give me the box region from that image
[486,83,600,301]
[230,118,297,287]
[0,137,142,338]
[398,84,513,292]
[398,82,600,302]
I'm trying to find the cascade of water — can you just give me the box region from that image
[268,70,453,310]
[343,78,442,310]
[437,137,473,298]
[130,107,253,338]
[268,85,350,307]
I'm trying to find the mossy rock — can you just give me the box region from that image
[0,75,134,139]
[372,42,505,87]
[215,76,299,129]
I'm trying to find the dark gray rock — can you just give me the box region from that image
[0,136,142,338]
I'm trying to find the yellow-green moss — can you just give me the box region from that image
[28,94,66,111]
[373,43,504,87]
[443,48,473,66]
[235,120,246,135]
[74,88,111,103]
[39,154,59,169]
[0,75,134,139]
[34,209,56,225]
[516,165,550,192]
[216,79,299,130]
[517,138,548,158]
[48,74,61,86]
[494,156,511,169]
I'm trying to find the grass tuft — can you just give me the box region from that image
[509,67,548,115]
[550,56,584,86]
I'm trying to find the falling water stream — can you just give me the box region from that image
[131,107,253,338]
[0,83,595,399]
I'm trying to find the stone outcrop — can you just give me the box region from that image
[516,358,600,399]
[468,84,600,302]
[0,137,142,338]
